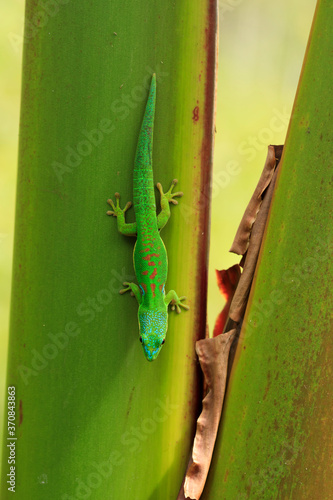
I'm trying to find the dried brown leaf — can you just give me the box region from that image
[230,145,283,255]
[179,330,237,500]
[229,162,279,322]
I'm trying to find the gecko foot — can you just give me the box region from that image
[157,179,183,205]
[107,193,132,217]
[119,282,141,303]
[170,296,190,314]
[119,282,134,295]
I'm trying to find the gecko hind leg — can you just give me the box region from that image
[165,290,189,314]
[119,282,142,304]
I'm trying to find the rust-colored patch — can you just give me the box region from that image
[140,283,147,294]
[125,386,135,418]
[142,271,149,276]
[148,261,155,266]
[176,8,218,496]
[192,105,200,122]
[19,399,23,426]
[191,0,218,359]
[150,283,156,297]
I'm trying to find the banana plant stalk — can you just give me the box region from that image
[0,1,218,498]
[202,0,333,497]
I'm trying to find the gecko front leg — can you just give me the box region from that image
[107,193,137,236]
[164,290,189,314]
[157,179,183,230]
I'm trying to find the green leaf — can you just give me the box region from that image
[203,0,333,498]
[1,1,217,498]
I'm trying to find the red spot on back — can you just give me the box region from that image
[149,268,157,279]
[150,283,156,297]
[159,284,164,292]
[148,261,155,266]
[142,271,149,276]
[140,283,147,294]
[158,261,162,266]
[143,253,160,261]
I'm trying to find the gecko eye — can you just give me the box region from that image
[139,336,143,343]
[161,339,165,345]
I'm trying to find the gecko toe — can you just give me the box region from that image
[124,201,133,211]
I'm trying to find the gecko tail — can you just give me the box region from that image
[133,74,157,217]
[134,73,156,172]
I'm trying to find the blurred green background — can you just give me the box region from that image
[0,0,316,458]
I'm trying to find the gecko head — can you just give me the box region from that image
[138,309,168,361]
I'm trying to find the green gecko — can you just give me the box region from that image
[107,73,189,361]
